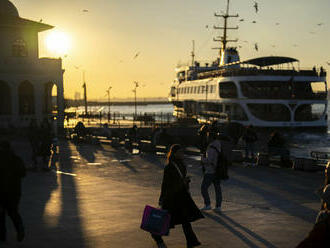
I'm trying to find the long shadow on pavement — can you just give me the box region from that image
[55,140,86,247]
[203,212,277,248]
[228,177,318,224]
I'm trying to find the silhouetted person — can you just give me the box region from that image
[74,121,87,140]
[27,119,39,167]
[268,131,290,167]
[39,119,52,170]
[242,125,258,161]
[128,124,138,143]
[296,184,330,248]
[198,124,209,155]
[152,144,203,248]
[0,141,26,243]
[200,132,222,211]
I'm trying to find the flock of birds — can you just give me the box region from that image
[39,2,329,67]
[205,1,330,66]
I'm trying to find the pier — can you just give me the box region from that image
[4,136,326,248]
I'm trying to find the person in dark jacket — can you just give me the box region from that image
[242,125,258,161]
[296,184,330,248]
[152,144,204,248]
[0,141,26,243]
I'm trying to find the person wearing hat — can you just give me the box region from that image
[200,132,223,211]
[296,184,330,247]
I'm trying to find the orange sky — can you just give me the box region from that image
[11,0,330,100]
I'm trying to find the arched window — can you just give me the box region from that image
[12,39,28,57]
[44,82,58,115]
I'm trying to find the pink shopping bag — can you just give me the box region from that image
[140,205,171,236]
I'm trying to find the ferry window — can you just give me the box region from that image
[230,104,248,121]
[294,104,326,121]
[197,86,201,94]
[310,82,327,99]
[12,39,28,57]
[219,82,237,98]
[247,104,290,121]
[194,86,197,94]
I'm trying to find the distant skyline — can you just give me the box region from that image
[12,0,330,99]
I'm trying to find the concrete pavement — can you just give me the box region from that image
[2,139,324,248]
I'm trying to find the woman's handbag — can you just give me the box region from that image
[140,205,171,236]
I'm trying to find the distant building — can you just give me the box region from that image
[0,0,64,129]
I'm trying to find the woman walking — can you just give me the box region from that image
[151,144,204,248]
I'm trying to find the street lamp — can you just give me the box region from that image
[106,85,112,123]
[133,81,139,123]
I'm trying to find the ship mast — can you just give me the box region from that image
[213,0,238,60]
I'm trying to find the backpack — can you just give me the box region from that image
[210,146,229,180]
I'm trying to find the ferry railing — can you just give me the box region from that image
[66,111,177,129]
[196,66,326,80]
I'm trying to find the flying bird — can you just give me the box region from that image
[205,25,209,29]
[317,23,324,26]
[239,19,244,22]
[275,22,280,26]
[82,9,89,12]
[254,43,258,51]
[252,20,256,24]
[133,52,140,59]
[39,19,43,23]
[253,1,258,13]
[271,45,276,48]
[293,44,298,47]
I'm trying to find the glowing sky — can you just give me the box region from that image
[11,0,330,100]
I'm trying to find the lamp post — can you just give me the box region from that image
[106,85,112,123]
[133,81,139,123]
[82,70,88,116]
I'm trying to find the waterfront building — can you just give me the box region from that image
[0,0,64,130]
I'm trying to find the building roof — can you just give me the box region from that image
[0,0,53,31]
[0,15,53,31]
[0,0,19,17]
[241,56,299,67]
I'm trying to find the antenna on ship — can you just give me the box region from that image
[213,0,239,65]
[191,40,195,67]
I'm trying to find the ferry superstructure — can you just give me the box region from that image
[169,0,328,129]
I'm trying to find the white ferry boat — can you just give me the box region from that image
[169,0,328,130]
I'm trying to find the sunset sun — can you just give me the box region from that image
[45,31,71,56]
